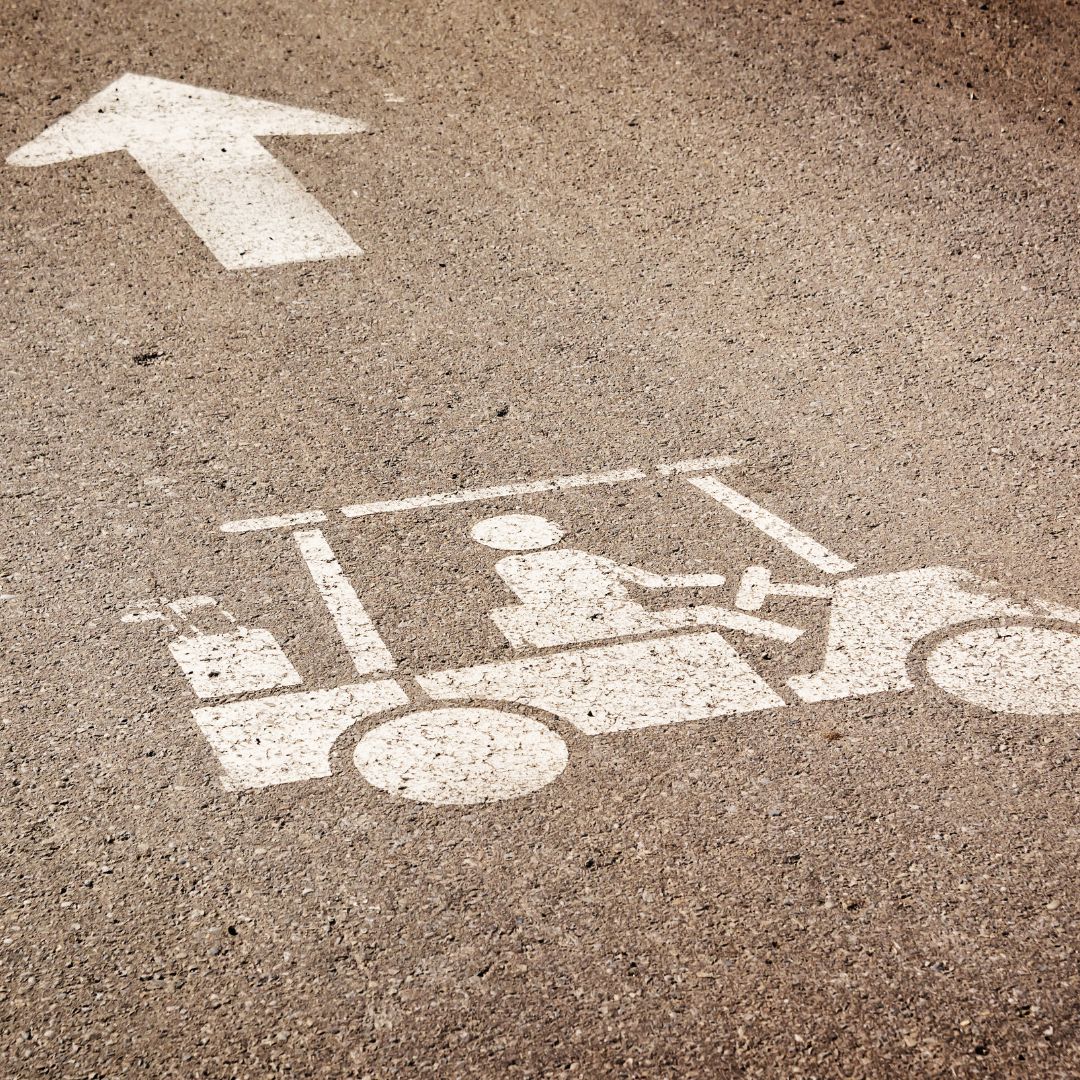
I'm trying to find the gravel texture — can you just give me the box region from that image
[2,1,1079,1076]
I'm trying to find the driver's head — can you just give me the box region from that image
[470,514,565,551]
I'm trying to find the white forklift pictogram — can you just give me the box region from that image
[123,457,1080,805]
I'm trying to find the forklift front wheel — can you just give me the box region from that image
[925,623,1080,716]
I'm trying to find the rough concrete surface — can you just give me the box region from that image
[1,0,1079,1076]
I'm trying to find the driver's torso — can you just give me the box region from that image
[493,550,635,607]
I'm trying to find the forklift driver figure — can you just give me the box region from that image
[470,514,798,650]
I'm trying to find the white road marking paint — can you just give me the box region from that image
[293,528,396,677]
[169,627,302,699]
[7,73,365,270]
[926,626,1080,715]
[218,455,740,533]
[355,708,568,805]
[687,475,856,575]
[121,606,178,632]
[221,510,328,534]
[193,681,408,790]
[657,455,738,474]
[340,468,648,518]
[1033,597,1080,623]
[469,512,799,649]
[121,609,170,624]
[124,597,301,698]
[471,514,566,550]
[418,633,787,735]
[167,595,227,618]
[493,602,802,650]
[734,566,833,611]
[788,567,1038,703]
[139,456,1080,803]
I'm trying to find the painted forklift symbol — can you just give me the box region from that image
[123,456,1080,805]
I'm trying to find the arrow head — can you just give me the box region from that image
[7,73,367,165]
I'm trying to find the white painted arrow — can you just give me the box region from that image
[7,74,366,269]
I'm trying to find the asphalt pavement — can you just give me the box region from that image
[2,1,1079,1076]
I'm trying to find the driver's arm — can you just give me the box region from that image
[615,563,726,590]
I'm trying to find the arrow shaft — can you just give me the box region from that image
[128,136,360,270]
